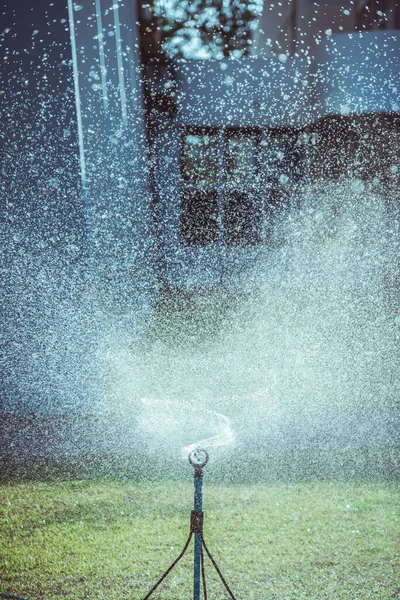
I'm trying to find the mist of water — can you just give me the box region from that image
[1,3,399,468]
[104,180,400,458]
[2,179,399,464]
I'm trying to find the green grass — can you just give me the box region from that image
[1,479,399,599]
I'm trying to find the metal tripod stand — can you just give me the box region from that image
[142,448,237,600]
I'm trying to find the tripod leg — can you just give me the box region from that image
[142,532,193,600]
[201,537,237,600]
[201,541,208,600]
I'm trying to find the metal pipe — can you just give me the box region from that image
[193,470,203,600]
[188,448,209,600]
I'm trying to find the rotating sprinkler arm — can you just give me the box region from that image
[188,447,209,476]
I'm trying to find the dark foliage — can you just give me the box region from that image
[138,0,261,59]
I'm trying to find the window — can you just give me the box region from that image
[180,128,220,246]
[180,188,219,245]
[224,129,262,246]
[182,132,219,186]
[225,131,258,185]
[180,127,301,247]
[259,130,302,239]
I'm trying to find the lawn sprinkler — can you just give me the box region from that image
[142,448,237,600]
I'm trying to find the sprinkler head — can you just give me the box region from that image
[188,447,209,474]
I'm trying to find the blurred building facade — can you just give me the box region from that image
[136,0,399,288]
[66,0,400,290]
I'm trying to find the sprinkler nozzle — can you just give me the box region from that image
[188,447,209,474]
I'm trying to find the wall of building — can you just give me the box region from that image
[175,57,311,128]
[254,0,400,58]
[155,24,400,288]
[315,31,400,116]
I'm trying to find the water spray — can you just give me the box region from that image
[142,448,237,600]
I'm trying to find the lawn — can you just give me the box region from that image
[1,478,399,600]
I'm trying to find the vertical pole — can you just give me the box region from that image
[67,0,92,262]
[193,470,203,600]
[217,128,226,285]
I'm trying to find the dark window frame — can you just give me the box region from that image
[179,126,300,247]
[179,126,221,246]
[180,126,220,186]
[223,127,263,246]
